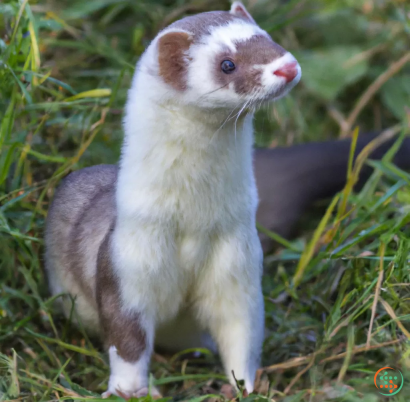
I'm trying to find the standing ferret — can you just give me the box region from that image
[45,2,301,398]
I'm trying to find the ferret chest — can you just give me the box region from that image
[176,232,211,274]
[138,132,250,227]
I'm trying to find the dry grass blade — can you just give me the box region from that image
[321,127,360,244]
[284,353,316,394]
[21,370,83,397]
[366,242,385,348]
[343,42,387,69]
[336,126,400,222]
[341,52,410,137]
[352,125,403,173]
[328,316,351,339]
[9,0,29,44]
[320,339,403,364]
[337,324,355,384]
[262,339,402,373]
[262,356,311,373]
[379,298,410,340]
[292,194,340,287]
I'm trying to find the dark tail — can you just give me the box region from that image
[254,133,410,253]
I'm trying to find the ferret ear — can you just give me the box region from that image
[157,31,193,91]
[230,2,256,24]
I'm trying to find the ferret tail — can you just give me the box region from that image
[255,132,410,252]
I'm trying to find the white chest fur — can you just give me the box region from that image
[112,77,260,323]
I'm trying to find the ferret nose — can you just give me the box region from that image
[273,62,298,83]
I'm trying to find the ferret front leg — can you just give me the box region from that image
[103,334,155,399]
[207,291,264,393]
[96,233,160,399]
[197,232,265,394]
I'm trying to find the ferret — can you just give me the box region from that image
[45,2,301,398]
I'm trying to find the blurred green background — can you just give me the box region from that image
[1,0,410,401]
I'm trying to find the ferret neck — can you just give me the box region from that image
[117,82,256,218]
[123,93,253,147]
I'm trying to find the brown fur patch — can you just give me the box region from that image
[213,35,287,96]
[234,35,286,95]
[45,164,117,332]
[158,32,193,91]
[235,35,286,65]
[97,226,147,362]
[69,184,116,304]
[167,11,238,40]
[160,11,280,94]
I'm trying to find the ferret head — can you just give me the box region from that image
[140,2,301,110]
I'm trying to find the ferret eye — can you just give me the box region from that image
[221,60,235,74]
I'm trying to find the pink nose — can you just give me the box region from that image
[273,62,298,83]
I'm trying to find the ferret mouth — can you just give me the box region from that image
[254,74,300,106]
[245,84,291,109]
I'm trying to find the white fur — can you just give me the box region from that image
[104,10,301,396]
[206,21,268,52]
[103,345,160,398]
[185,22,269,108]
[230,1,256,24]
[156,21,300,109]
[112,58,264,392]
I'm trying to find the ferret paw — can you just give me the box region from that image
[102,385,162,400]
[132,387,162,399]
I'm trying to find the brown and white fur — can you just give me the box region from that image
[45,2,301,398]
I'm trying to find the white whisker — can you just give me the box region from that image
[234,98,252,145]
[210,105,242,143]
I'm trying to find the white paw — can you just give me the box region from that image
[102,383,162,400]
[104,346,162,399]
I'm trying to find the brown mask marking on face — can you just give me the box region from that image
[97,226,146,362]
[158,31,193,91]
[160,11,263,92]
[214,35,287,96]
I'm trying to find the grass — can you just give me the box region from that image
[1,0,410,401]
